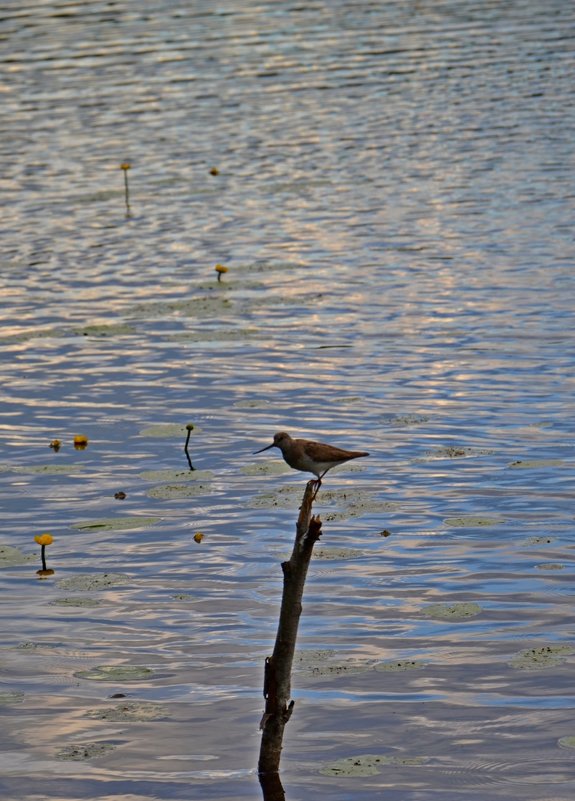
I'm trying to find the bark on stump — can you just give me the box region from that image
[258,479,323,785]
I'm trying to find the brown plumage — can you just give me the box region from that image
[254,431,369,482]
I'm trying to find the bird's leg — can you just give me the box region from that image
[311,477,323,501]
[311,466,331,501]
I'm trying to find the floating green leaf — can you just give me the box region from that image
[56,742,116,761]
[375,660,425,672]
[510,645,574,671]
[509,459,564,469]
[57,573,130,591]
[524,536,554,545]
[50,596,103,607]
[444,516,504,528]
[140,468,212,482]
[422,602,481,620]
[146,483,208,499]
[320,754,428,777]
[73,323,135,337]
[72,517,160,532]
[423,446,493,459]
[74,665,153,682]
[139,423,196,438]
[7,464,83,475]
[313,547,366,560]
[85,701,168,722]
[0,691,25,705]
[241,461,291,476]
[0,545,34,568]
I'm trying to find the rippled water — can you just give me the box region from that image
[1,1,575,799]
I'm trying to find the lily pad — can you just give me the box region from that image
[128,296,233,319]
[509,645,574,671]
[295,649,336,664]
[558,736,575,749]
[331,396,363,405]
[249,486,388,515]
[17,641,50,650]
[170,328,257,343]
[392,414,430,426]
[249,292,318,309]
[72,517,160,532]
[294,650,371,678]
[0,545,34,568]
[313,547,366,560]
[444,516,504,528]
[237,259,300,274]
[249,485,304,509]
[0,691,25,705]
[375,660,425,672]
[536,563,564,570]
[146,483,209,499]
[524,536,554,545]
[139,423,197,438]
[57,573,130,591]
[294,649,337,675]
[8,464,83,475]
[74,665,154,682]
[74,323,135,337]
[241,461,292,476]
[50,596,103,607]
[320,754,428,777]
[0,328,61,344]
[233,399,272,409]
[85,701,168,722]
[422,602,482,620]
[508,459,564,469]
[324,499,399,523]
[423,446,493,459]
[56,742,116,761]
[140,468,212,482]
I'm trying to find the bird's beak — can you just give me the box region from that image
[254,442,274,454]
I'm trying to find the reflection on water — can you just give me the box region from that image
[1,0,575,798]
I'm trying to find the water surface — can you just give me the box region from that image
[1,1,575,799]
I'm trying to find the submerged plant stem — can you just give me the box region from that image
[184,426,195,471]
[120,162,131,217]
[124,172,131,215]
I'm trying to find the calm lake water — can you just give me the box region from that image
[1,1,575,799]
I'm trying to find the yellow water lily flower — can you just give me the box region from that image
[35,533,54,546]
[193,532,204,544]
[214,264,228,282]
[73,434,89,449]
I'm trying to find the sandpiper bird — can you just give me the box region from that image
[254,431,369,488]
